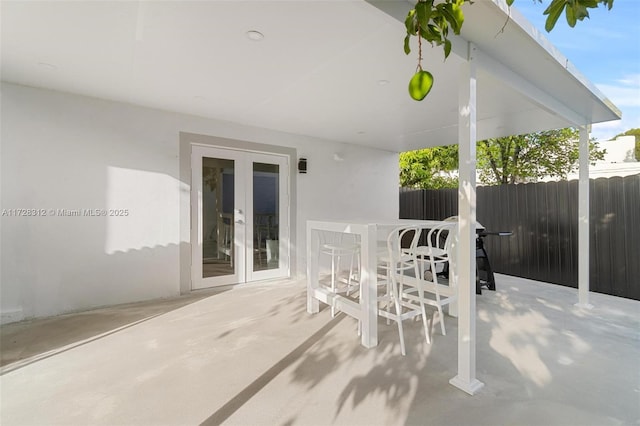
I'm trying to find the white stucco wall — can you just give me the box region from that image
[0,82,399,323]
[599,136,637,163]
[561,135,640,181]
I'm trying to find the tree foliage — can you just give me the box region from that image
[404,0,615,100]
[477,129,605,185]
[399,145,459,188]
[399,128,606,188]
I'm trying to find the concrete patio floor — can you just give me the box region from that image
[1,274,638,425]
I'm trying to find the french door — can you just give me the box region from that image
[191,145,290,289]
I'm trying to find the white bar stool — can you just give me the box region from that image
[319,232,360,317]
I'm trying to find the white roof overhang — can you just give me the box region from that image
[1,0,621,152]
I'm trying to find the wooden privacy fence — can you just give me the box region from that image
[399,174,640,300]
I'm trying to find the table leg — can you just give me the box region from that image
[448,231,459,318]
[360,225,378,348]
[307,226,320,313]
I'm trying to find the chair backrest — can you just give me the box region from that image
[386,226,420,265]
[424,222,457,263]
[319,230,359,248]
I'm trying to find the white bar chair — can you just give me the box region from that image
[319,231,360,317]
[376,226,430,355]
[406,222,458,338]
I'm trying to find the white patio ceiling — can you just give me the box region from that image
[0,0,620,153]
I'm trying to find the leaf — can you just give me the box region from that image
[450,3,465,33]
[573,2,590,20]
[506,0,515,5]
[566,3,577,27]
[428,23,442,38]
[441,3,464,35]
[418,23,441,43]
[405,9,418,35]
[404,34,411,55]
[419,27,434,43]
[415,1,432,32]
[543,0,567,31]
[444,39,452,59]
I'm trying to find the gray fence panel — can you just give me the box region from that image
[399,188,423,219]
[592,178,612,295]
[622,175,640,300]
[399,174,640,300]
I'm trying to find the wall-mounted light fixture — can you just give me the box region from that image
[298,158,307,174]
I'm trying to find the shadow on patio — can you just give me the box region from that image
[1,275,638,425]
[0,286,231,372]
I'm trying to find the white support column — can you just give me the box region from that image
[576,125,593,308]
[449,43,484,395]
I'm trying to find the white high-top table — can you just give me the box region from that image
[306,219,457,348]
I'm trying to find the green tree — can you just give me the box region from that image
[477,128,605,185]
[399,128,606,187]
[614,128,640,160]
[403,0,615,100]
[400,145,459,188]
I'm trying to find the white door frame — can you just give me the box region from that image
[191,144,290,289]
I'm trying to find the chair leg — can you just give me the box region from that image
[437,305,446,336]
[433,278,446,336]
[396,317,406,356]
[392,286,406,356]
[330,252,337,317]
[429,262,447,337]
[386,271,392,325]
[346,253,355,296]
[414,261,431,345]
[419,291,431,345]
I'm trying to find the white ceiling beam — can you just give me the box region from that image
[473,47,587,127]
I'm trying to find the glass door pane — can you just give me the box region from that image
[202,157,235,278]
[246,153,289,282]
[191,145,245,289]
[253,162,279,272]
